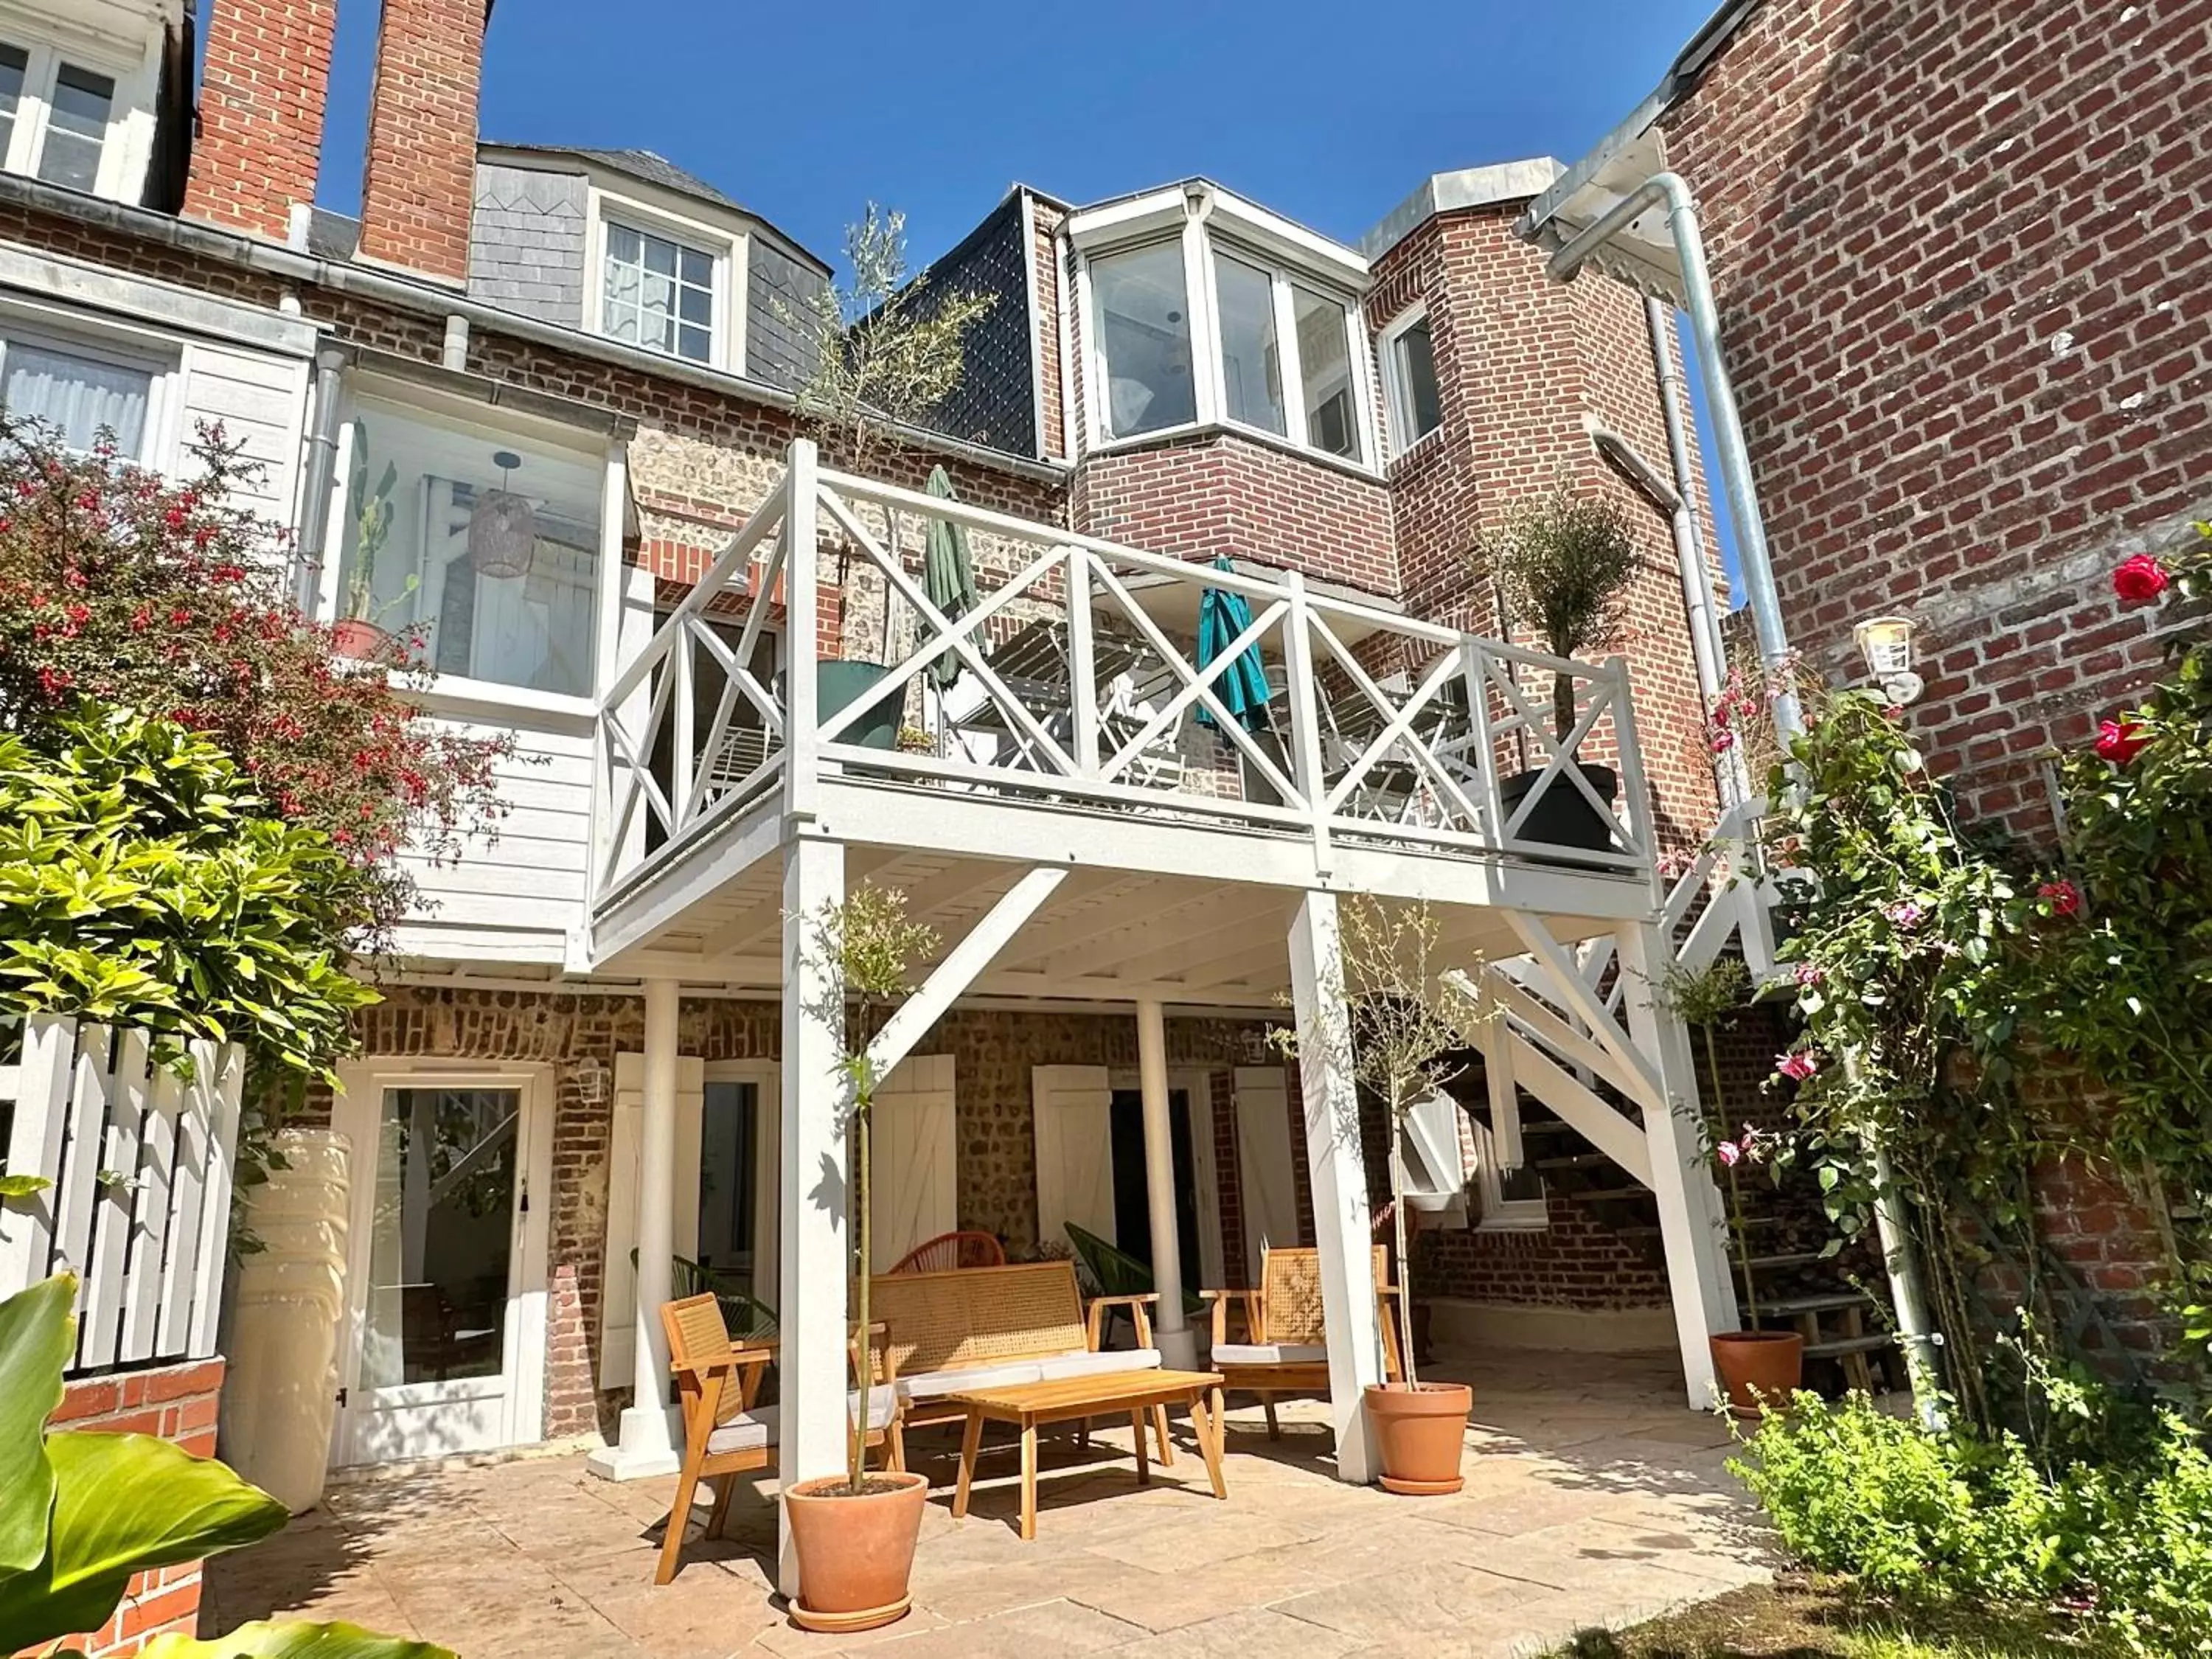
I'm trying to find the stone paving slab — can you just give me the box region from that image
[202,1346,1777,1659]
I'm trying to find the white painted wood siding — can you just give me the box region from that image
[169,340,310,526]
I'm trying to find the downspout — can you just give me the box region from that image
[1545,172,1800,745]
[1644,299,1729,717]
[292,343,348,614]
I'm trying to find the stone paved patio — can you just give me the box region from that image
[204,1346,1777,1658]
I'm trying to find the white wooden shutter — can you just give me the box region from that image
[1402,1091,1472,1225]
[1233,1065,1302,1281]
[1032,1065,1115,1251]
[866,1054,956,1273]
[597,1051,705,1390]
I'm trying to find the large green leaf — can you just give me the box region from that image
[0,1275,77,1575]
[0,1432,286,1649]
[142,1621,455,1659]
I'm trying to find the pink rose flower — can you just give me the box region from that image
[2096,718,2150,765]
[1775,1051,1821,1083]
[2112,554,2170,606]
[2037,880,2081,917]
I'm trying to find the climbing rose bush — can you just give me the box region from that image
[0,418,511,939]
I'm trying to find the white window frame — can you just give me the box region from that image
[0,302,175,465]
[582,185,744,375]
[1470,1116,1548,1232]
[0,19,154,203]
[1071,184,1378,473]
[1378,303,1444,461]
[313,375,624,720]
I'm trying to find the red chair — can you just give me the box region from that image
[888,1231,1006,1274]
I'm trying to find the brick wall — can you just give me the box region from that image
[41,1360,226,1656]
[184,0,335,241]
[1073,430,1399,595]
[1031,197,1068,462]
[1661,0,2212,838]
[357,0,486,284]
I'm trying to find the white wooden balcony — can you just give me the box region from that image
[583,439,1667,981]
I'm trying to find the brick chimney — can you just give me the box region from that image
[182,0,338,241]
[357,0,488,286]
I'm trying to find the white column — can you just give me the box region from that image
[589,977,684,1480]
[1615,920,1736,1410]
[1287,891,1382,1484]
[777,833,848,1600]
[1134,998,1196,1369]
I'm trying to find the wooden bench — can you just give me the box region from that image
[1201,1245,1404,1439]
[868,1259,1169,1456]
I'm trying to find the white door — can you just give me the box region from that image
[867,1055,956,1272]
[599,1052,705,1390]
[1234,1065,1300,1281]
[333,1067,552,1467]
[1033,1065,1115,1251]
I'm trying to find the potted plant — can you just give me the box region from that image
[1276,896,1480,1495]
[1660,957,1804,1416]
[782,883,941,1632]
[1484,490,1638,852]
[333,442,413,661]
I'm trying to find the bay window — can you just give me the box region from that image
[333,395,608,699]
[1090,240,1196,439]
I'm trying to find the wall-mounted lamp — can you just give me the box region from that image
[1854,613,1923,706]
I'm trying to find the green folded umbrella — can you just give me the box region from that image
[1195,556,1273,731]
[923,465,977,687]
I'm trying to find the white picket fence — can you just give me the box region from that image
[0,1015,244,1372]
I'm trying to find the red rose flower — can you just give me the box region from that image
[2112,554,2171,606]
[2095,718,2150,765]
[2037,880,2082,917]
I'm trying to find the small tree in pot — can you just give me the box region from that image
[1483,490,1640,851]
[782,882,940,1633]
[1276,896,1485,1495]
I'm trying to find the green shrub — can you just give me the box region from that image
[2070,1415,2212,1658]
[1730,1391,2069,1604]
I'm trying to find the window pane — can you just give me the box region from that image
[361,1088,518,1388]
[602,221,716,366]
[1214,255,1284,437]
[679,248,714,288]
[4,341,150,454]
[1091,240,1194,437]
[38,63,112,191]
[698,1081,759,1269]
[337,397,605,696]
[1394,316,1442,448]
[1293,286,1357,459]
[0,45,27,161]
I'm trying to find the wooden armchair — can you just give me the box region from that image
[655,1294,904,1585]
[1200,1245,1404,1440]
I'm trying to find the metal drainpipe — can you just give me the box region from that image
[292,344,348,615]
[1546,173,1801,744]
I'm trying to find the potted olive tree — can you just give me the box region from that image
[782,883,940,1632]
[1659,957,1804,1415]
[1277,896,1483,1495]
[1484,490,1639,852]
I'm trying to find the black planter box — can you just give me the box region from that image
[1498,762,1621,854]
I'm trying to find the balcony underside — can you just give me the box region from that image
[586,773,1655,1004]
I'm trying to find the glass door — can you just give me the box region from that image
[335,1075,549,1466]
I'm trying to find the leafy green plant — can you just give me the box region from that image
[0,707,380,1082]
[0,1273,449,1658]
[1483,488,1640,741]
[805,881,939,1493]
[1658,957,1773,1323]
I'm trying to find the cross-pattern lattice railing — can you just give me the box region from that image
[593,441,1660,905]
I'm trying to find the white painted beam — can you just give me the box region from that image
[865,868,1068,1080]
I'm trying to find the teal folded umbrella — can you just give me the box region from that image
[923,465,977,687]
[1195,555,1272,731]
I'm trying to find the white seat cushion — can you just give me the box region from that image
[703,1388,895,1455]
[1211,1342,1327,1366]
[1034,1348,1163,1383]
[895,1360,1047,1403]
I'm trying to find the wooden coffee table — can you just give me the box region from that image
[947,1368,1228,1540]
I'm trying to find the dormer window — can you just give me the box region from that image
[1071,184,1377,470]
[585,191,740,372]
[0,39,130,197]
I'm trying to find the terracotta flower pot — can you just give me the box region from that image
[1366,1381,1472,1496]
[1711,1329,1805,1418]
[783,1470,928,1633]
[331,617,390,661]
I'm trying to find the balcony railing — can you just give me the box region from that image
[593,442,1658,906]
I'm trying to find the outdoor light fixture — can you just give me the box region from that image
[1854,613,1923,706]
[467,450,537,579]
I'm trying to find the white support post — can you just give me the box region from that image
[1281,571,1331,878]
[590,977,684,1481]
[1134,998,1196,1368]
[1066,546,1099,777]
[1287,891,1382,1483]
[784,439,821,823]
[1615,921,1738,1409]
[777,833,848,1599]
